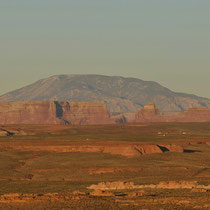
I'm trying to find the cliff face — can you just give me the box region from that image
[177,107,210,122]
[0,101,112,125]
[135,102,163,122]
[135,102,210,123]
[1,101,210,125]
[0,101,60,125]
[56,101,112,125]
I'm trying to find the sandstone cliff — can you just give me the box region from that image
[175,107,210,122]
[0,101,112,125]
[57,101,112,125]
[0,101,60,125]
[135,102,163,122]
[135,102,210,123]
[1,101,210,125]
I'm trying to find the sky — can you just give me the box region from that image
[0,0,210,98]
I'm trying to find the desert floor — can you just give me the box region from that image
[0,123,209,209]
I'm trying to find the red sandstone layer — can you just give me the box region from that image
[135,103,210,123]
[1,101,210,125]
[0,101,113,125]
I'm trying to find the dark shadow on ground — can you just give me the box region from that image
[184,149,201,153]
[157,145,169,152]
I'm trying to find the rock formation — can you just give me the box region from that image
[0,129,11,136]
[1,74,210,113]
[0,142,185,157]
[111,112,136,123]
[1,100,210,125]
[111,114,127,124]
[56,101,112,125]
[0,101,60,125]
[176,107,210,122]
[135,102,210,123]
[88,181,210,191]
[135,102,163,122]
[0,101,112,125]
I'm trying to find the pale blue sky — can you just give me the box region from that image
[0,0,210,98]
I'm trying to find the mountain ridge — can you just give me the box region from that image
[1,74,210,113]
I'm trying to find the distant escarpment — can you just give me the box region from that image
[1,74,210,114]
[135,102,210,123]
[0,101,112,125]
[1,100,210,125]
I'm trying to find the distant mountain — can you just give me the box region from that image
[0,74,210,114]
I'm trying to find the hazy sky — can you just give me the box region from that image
[1,0,210,98]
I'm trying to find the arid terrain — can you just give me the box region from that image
[1,74,210,113]
[0,123,209,209]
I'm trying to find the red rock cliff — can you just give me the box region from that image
[57,101,112,125]
[0,101,60,124]
[176,107,210,122]
[135,102,210,123]
[135,102,163,122]
[0,101,112,125]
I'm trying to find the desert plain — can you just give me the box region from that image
[0,122,209,209]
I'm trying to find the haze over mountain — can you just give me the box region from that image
[0,74,210,114]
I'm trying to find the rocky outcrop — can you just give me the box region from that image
[0,129,12,136]
[88,181,210,191]
[102,144,177,157]
[135,102,163,122]
[111,112,136,123]
[159,145,184,153]
[135,144,163,155]
[88,181,136,191]
[0,143,185,157]
[0,101,112,125]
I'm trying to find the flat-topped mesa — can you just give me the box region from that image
[135,102,210,123]
[0,101,60,125]
[135,102,162,122]
[177,107,210,122]
[0,101,113,125]
[162,107,210,122]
